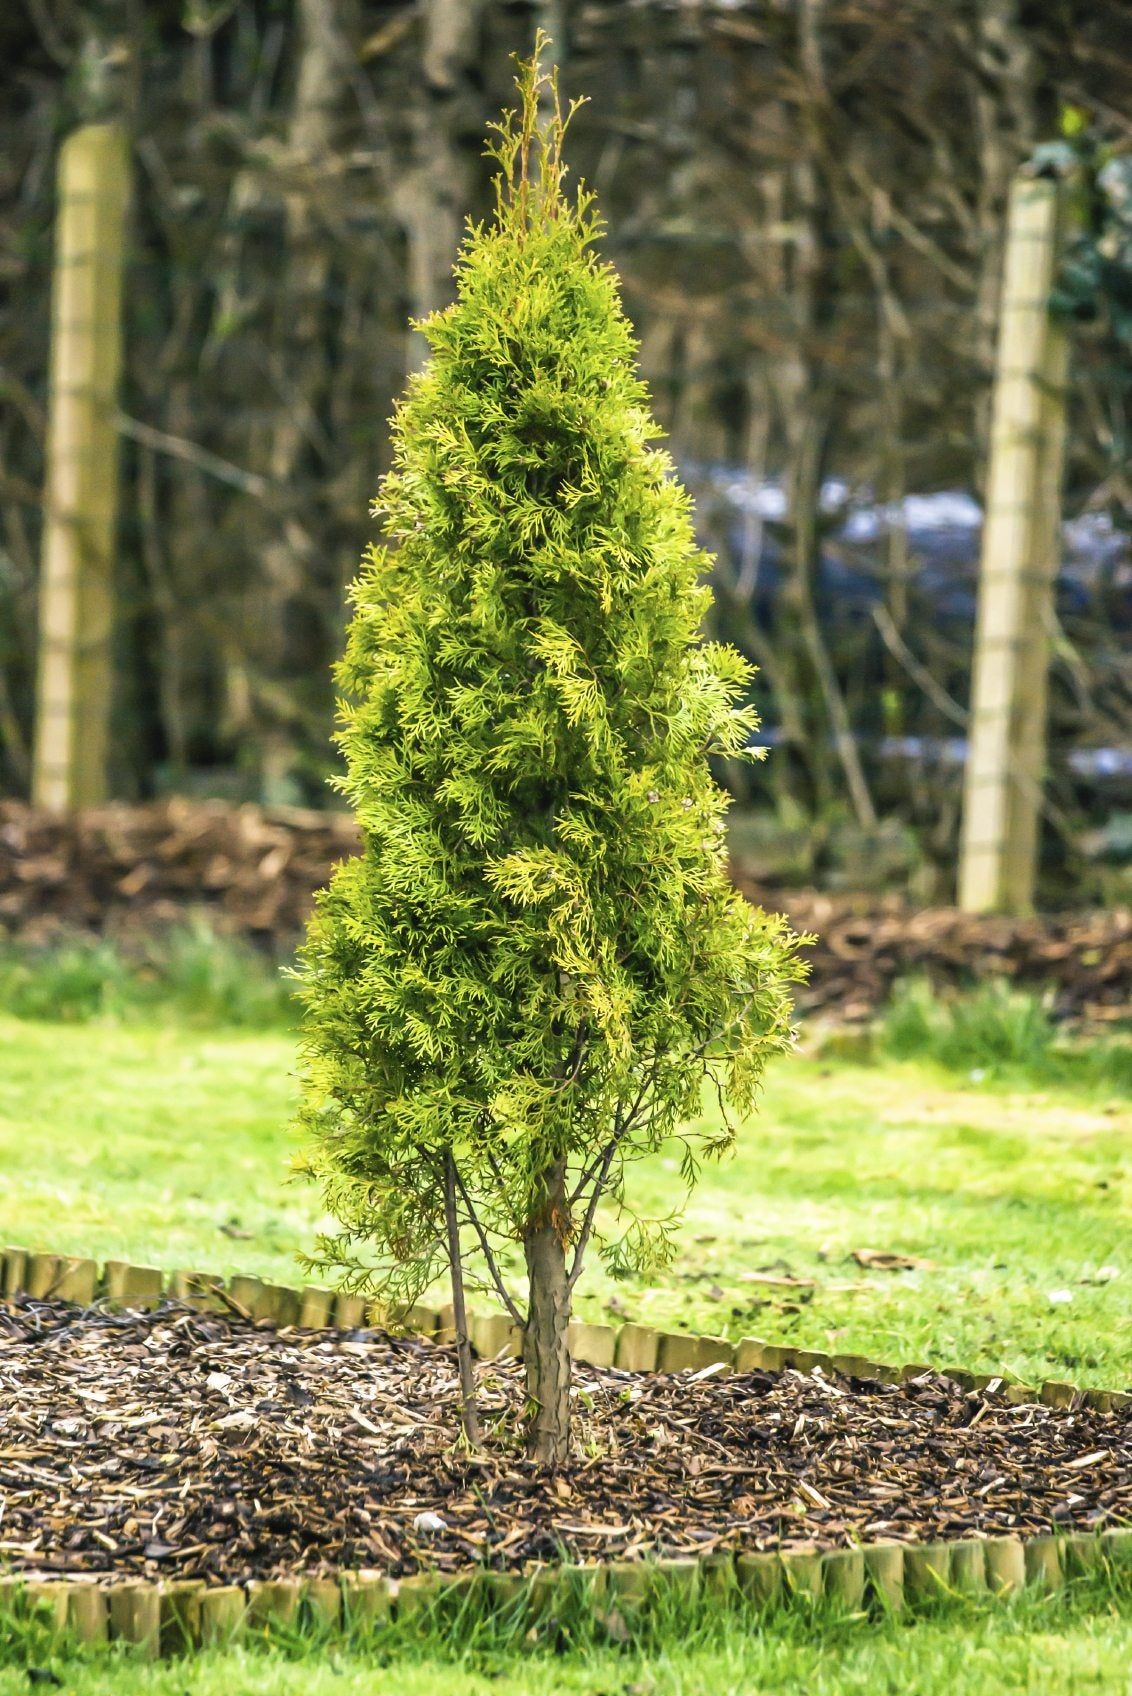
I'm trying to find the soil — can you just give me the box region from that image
[1,1298,1128,1586]
[1,799,1129,1024]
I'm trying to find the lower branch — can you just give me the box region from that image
[567,1135,620,1291]
[443,1149,482,1449]
[451,1161,526,1328]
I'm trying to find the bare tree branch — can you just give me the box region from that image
[116,414,271,498]
[872,605,969,728]
[443,1149,482,1448]
[451,1161,526,1329]
[567,1135,620,1291]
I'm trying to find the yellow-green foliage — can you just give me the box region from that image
[296,46,804,1311]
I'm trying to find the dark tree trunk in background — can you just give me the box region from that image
[396,0,483,367]
[257,0,340,802]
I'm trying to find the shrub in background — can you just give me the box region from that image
[0,920,292,1026]
[880,977,1132,1091]
[296,41,803,1464]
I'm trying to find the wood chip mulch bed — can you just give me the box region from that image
[1,1298,1129,1587]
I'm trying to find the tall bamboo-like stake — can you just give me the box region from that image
[33,122,130,810]
[958,171,1070,916]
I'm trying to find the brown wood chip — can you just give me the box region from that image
[0,1296,1129,1586]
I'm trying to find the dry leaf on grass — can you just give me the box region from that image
[851,1249,935,1272]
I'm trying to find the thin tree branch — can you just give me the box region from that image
[567,1101,623,1206]
[567,1136,620,1291]
[116,413,271,498]
[547,1024,589,1095]
[443,1149,482,1449]
[451,1162,525,1328]
[872,604,969,727]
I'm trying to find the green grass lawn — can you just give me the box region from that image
[0,987,1130,1694]
[2,1581,1132,1695]
[1,1012,1128,1388]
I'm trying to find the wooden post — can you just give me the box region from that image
[32,121,130,811]
[959,171,1070,915]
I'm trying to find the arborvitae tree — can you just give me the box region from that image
[296,40,804,1466]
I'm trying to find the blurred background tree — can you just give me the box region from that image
[1,0,1130,901]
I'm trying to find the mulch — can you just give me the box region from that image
[1,1298,1129,1587]
[765,889,1132,1027]
[0,798,356,944]
[1,799,1129,1024]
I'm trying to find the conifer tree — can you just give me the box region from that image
[296,39,804,1466]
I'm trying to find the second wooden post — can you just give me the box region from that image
[32,121,130,811]
[958,168,1071,916]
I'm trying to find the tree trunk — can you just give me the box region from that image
[971,0,1036,373]
[395,0,482,369]
[523,1157,571,1467]
[959,173,1068,916]
[256,0,339,802]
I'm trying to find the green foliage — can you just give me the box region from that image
[1044,131,1132,508]
[1048,145,1132,345]
[882,980,1056,1073]
[0,935,133,1022]
[0,922,292,1027]
[295,46,803,1311]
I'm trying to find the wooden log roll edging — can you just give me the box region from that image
[0,1530,1129,1659]
[1,1241,1126,1416]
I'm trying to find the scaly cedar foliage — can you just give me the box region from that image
[295,45,804,1397]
